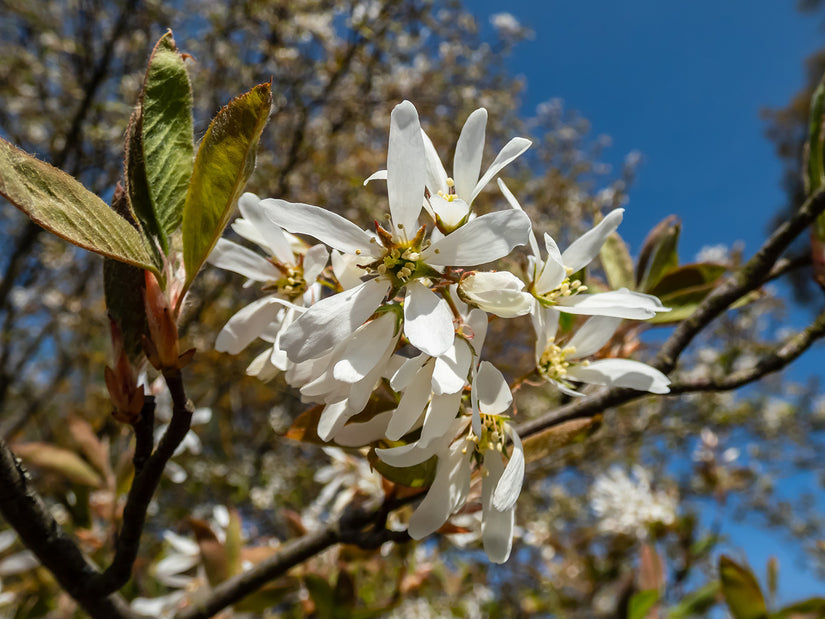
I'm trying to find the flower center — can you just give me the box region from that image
[265,264,307,300]
[538,274,587,305]
[538,341,578,381]
[437,177,458,202]
[376,246,421,282]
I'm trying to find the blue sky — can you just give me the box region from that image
[468,0,825,606]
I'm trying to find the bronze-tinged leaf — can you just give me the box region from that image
[285,405,325,444]
[648,262,727,299]
[0,137,158,272]
[521,416,602,463]
[181,82,272,297]
[600,231,635,290]
[12,442,104,488]
[719,555,768,619]
[66,414,111,482]
[368,449,437,488]
[638,543,664,592]
[636,215,680,291]
[188,517,228,586]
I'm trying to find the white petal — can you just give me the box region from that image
[418,391,462,447]
[408,441,472,539]
[0,551,38,576]
[531,304,560,362]
[208,238,279,281]
[0,531,16,554]
[535,234,566,293]
[492,427,524,512]
[566,358,671,393]
[482,451,514,563]
[469,136,531,205]
[566,315,623,359]
[422,210,531,267]
[387,101,426,237]
[333,312,398,383]
[363,169,387,185]
[303,244,329,285]
[317,399,352,442]
[558,289,669,320]
[475,361,512,415]
[497,178,540,258]
[430,194,470,230]
[459,271,532,318]
[281,278,390,362]
[237,192,296,263]
[421,129,449,196]
[334,411,394,447]
[390,352,429,391]
[261,199,379,257]
[433,338,472,395]
[561,208,624,273]
[155,552,200,578]
[216,295,284,354]
[386,361,435,441]
[163,530,199,555]
[404,281,455,357]
[331,250,368,290]
[453,108,487,200]
[466,308,489,355]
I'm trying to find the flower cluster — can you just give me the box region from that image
[210,101,671,562]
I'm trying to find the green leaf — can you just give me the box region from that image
[649,263,727,299]
[770,597,825,618]
[628,590,659,619]
[368,449,437,488]
[141,30,194,237]
[600,231,635,289]
[806,72,825,201]
[0,136,158,271]
[667,581,721,618]
[720,555,768,619]
[12,442,104,488]
[125,108,166,252]
[305,574,337,619]
[182,82,272,295]
[636,215,681,291]
[225,508,243,579]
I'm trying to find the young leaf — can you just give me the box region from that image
[0,137,158,272]
[771,597,825,618]
[367,449,437,488]
[636,215,680,291]
[667,581,721,618]
[627,590,659,619]
[141,30,194,237]
[181,82,272,296]
[805,71,825,200]
[12,442,104,488]
[719,555,768,619]
[125,109,166,252]
[600,231,635,290]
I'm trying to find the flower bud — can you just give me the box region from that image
[458,271,532,318]
[105,319,145,424]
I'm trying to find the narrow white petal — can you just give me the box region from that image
[303,244,329,285]
[317,399,353,442]
[497,178,540,258]
[386,361,435,441]
[469,136,531,205]
[475,361,513,415]
[216,295,283,354]
[388,101,426,237]
[430,194,470,230]
[390,353,428,391]
[333,312,398,383]
[408,442,472,539]
[561,208,624,273]
[376,430,442,468]
[404,281,455,357]
[566,358,671,393]
[155,552,200,578]
[363,169,387,185]
[492,427,524,511]
[566,315,623,359]
[334,410,393,447]
[418,391,463,447]
[531,304,559,362]
[281,278,390,362]
[558,289,669,320]
[453,108,487,199]
[535,234,566,293]
[261,199,379,257]
[422,210,531,267]
[433,338,472,395]
[331,250,369,290]
[208,238,279,281]
[237,192,296,263]
[466,308,489,355]
[421,129,449,196]
[482,450,514,563]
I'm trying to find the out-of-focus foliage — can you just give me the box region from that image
[1,1,825,617]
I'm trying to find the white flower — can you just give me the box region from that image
[458,270,532,318]
[534,308,670,395]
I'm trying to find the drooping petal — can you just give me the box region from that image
[566,358,671,393]
[386,360,435,441]
[453,108,487,200]
[421,129,449,196]
[566,315,623,359]
[432,338,472,395]
[535,233,566,293]
[561,208,624,274]
[303,244,330,285]
[236,192,296,264]
[261,199,380,257]
[317,399,352,442]
[497,178,540,259]
[404,281,455,357]
[387,101,426,237]
[215,295,285,354]
[482,449,515,563]
[422,209,531,267]
[418,391,463,447]
[466,307,489,355]
[558,289,669,320]
[469,136,531,205]
[363,169,387,185]
[492,426,524,512]
[475,361,513,415]
[459,271,532,318]
[333,312,398,383]
[334,410,394,447]
[208,238,280,281]
[390,352,428,391]
[281,278,390,362]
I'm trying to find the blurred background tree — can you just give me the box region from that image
[0,0,824,616]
